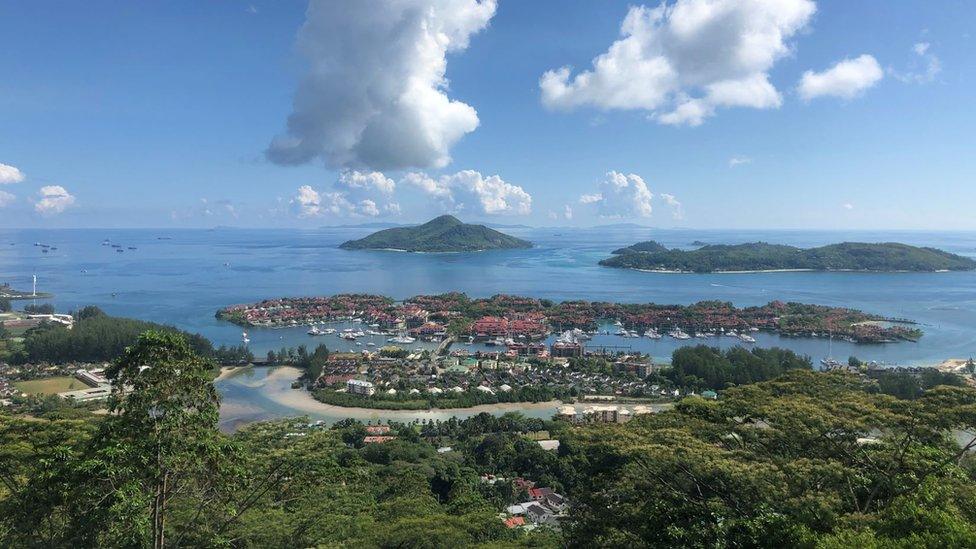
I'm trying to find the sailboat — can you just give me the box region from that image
[241,331,250,345]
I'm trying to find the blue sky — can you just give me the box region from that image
[0,0,973,229]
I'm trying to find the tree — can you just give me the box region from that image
[104,331,225,548]
[0,297,11,312]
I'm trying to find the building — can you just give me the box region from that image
[636,361,656,378]
[537,439,560,451]
[365,425,391,435]
[582,405,632,424]
[363,435,395,444]
[551,340,584,358]
[347,379,375,396]
[555,405,577,422]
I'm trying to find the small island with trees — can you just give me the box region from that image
[601,241,976,273]
[339,215,532,253]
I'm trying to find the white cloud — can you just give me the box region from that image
[0,190,14,207]
[549,204,573,221]
[34,185,75,215]
[842,202,854,210]
[267,0,496,171]
[540,0,815,126]
[580,171,654,218]
[890,42,941,84]
[403,170,532,216]
[0,163,25,184]
[798,54,883,101]
[336,170,396,196]
[729,155,752,167]
[291,185,322,217]
[660,193,684,219]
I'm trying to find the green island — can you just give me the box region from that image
[339,214,532,252]
[601,241,976,273]
[0,282,52,300]
[217,293,922,344]
[2,327,976,547]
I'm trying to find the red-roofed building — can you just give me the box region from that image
[503,516,525,528]
[363,435,396,444]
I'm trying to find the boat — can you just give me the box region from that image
[614,328,629,336]
[341,333,357,340]
[643,328,662,339]
[668,328,691,340]
[241,331,250,345]
[388,334,416,344]
[307,326,325,336]
[738,333,756,343]
[127,246,136,250]
[116,249,124,253]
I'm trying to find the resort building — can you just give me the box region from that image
[347,379,375,396]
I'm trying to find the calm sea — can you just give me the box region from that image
[3,227,975,426]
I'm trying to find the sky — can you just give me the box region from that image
[1,0,974,230]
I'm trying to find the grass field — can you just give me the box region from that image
[14,376,92,395]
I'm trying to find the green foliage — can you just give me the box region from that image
[601,241,976,273]
[23,303,55,314]
[0,297,11,312]
[562,370,976,547]
[16,311,213,364]
[666,344,811,390]
[339,215,532,252]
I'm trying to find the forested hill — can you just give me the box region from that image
[339,215,532,252]
[601,241,976,273]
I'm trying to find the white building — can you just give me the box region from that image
[347,379,375,396]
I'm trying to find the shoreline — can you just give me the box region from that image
[225,366,564,418]
[630,267,958,275]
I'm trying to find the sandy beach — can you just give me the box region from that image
[225,366,563,421]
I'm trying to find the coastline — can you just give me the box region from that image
[630,267,957,275]
[232,366,564,418]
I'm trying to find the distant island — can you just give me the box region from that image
[601,241,976,273]
[339,215,532,253]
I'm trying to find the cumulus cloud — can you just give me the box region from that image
[659,193,684,219]
[579,171,654,218]
[548,205,573,221]
[291,170,401,219]
[0,190,14,207]
[267,0,496,171]
[34,185,75,215]
[540,0,815,126]
[889,42,941,84]
[798,54,883,101]
[842,202,854,210]
[0,163,25,184]
[729,155,752,167]
[403,170,532,215]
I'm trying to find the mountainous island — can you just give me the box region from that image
[339,215,532,252]
[601,241,976,273]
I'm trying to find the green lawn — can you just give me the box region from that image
[14,376,92,395]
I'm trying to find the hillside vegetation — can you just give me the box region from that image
[339,215,532,252]
[602,241,976,273]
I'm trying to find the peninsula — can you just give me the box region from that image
[601,241,976,273]
[339,215,531,252]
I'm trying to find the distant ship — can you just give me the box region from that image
[643,328,662,339]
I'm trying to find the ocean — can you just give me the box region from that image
[3,226,975,426]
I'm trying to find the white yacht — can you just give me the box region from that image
[668,328,691,340]
[241,331,250,345]
[388,334,416,344]
[738,333,757,343]
[643,328,662,339]
[307,326,325,336]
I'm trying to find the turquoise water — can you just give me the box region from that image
[2,227,975,365]
[3,227,976,424]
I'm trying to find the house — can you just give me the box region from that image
[503,516,525,529]
[363,435,396,444]
[543,492,568,512]
[537,439,560,451]
[525,503,556,525]
[365,425,391,435]
[701,390,718,400]
[528,487,554,501]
